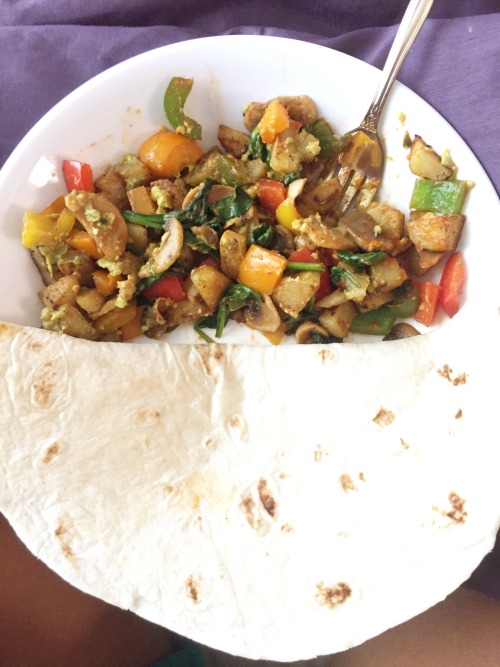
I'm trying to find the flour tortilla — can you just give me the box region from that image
[0,318,499,662]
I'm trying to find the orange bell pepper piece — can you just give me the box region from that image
[138,130,204,178]
[93,270,120,297]
[67,230,102,260]
[238,244,288,295]
[256,99,290,145]
[94,299,137,335]
[121,305,144,341]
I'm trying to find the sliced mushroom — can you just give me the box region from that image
[244,295,281,333]
[270,224,295,257]
[295,320,330,344]
[64,191,128,261]
[138,217,184,278]
[383,322,421,341]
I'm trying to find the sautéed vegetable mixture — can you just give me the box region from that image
[22,77,468,343]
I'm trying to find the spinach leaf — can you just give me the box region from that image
[211,187,253,222]
[194,317,217,344]
[330,265,359,286]
[216,284,262,338]
[248,128,271,163]
[337,250,387,269]
[247,223,274,248]
[164,178,215,228]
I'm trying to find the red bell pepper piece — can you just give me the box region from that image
[439,251,466,318]
[256,179,286,212]
[62,159,95,192]
[199,256,221,271]
[142,275,187,301]
[414,281,440,326]
[287,248,332,299]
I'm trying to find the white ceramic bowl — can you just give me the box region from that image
[1,35,499,343]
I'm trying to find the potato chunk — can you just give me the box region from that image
[407,212,465,252]
[408,135,453,181]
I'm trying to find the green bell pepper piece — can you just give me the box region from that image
[387,282,421,318]
[309,118,341,159]
[350,306,397,336]
[410,178,467,214]
[164,76,202,140]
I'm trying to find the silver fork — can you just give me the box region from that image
[323,0,434,215]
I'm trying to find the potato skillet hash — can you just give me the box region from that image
[22,77,468,343]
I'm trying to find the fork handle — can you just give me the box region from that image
[360,0,434,132]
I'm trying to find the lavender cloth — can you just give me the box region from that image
[0,0,498,600]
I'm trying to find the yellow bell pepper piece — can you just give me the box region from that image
[238,244,288,295]
[276,199,301,233]
[22,212,57,248]
[22,206,76,248]
[55,208,76,237]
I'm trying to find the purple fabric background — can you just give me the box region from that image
[0,0,498,599]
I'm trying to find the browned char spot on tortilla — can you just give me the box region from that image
[240,494,261,530]
[314,445,327,462]
[373,408,395,427]
[400,437,410,450]
[54,520,74,560]
[42,442,60,464]
[455,408,463,419]
[199,346,224,376]
[438,364,467,386]
[229,415,241,428]
[318,348,336,363]
[186,575,200,604]
[258,478,277,517]
[135,408,162,424]
[316,581,352,608]
[281,523,294,533]
[446,491,467,524]
[340,473,357,492]
[358,472,365,482]
[31,361,56,407]
[28,339,43,352]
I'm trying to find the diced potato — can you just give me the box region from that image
[408,135,453,181]
[220,230,247,280]
[357,291,395,312]
[368,258,408,293]
[398,245,444,277]
[127,185,156,214]
[271,271,320,318]
[39,274,80,308]
[126,222,149,254]
[95,169,128,209]
[217,124,250,158]
[297,179,342,218]
[366,201,406,239]
[300,214,357,250]
[318,300,357,338]
[76,288,106,315]
[269,126,301,174]
[190,265,231,311]
[407,212,465,252]
[41,304,97,340]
